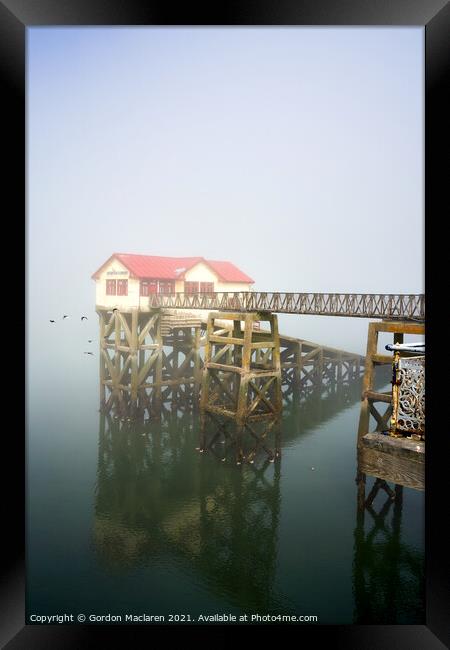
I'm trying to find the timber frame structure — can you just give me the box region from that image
[98,307,202,419]
[199,311,283,464]
[357,320,425,491]
[97,306,366,423]
[200,311,283,422]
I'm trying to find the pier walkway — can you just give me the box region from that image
[147,292,425,321]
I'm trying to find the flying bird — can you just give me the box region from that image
[81,316,88,321]
[63,315,69,319]
[84,351,94,355]
[88,339,92,343]
[49,320,55,323]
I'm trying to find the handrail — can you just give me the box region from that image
[147,292,425,320]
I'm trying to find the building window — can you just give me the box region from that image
[140,281,149,296]
[184,281,199,294]
[200,282,214,295]
[117,279,128,296]
[158,281,174,294]
[106,279,116,295]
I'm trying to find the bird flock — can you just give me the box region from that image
[49,313,95,356]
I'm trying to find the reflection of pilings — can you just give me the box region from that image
[197,450,285,612]
[199,410,282,466]
[98,308,203,419]
[353,463,424,623]
[200,311,283,428]
[279,335,364,399]
[281,366,391,445]
[94,402,291,613]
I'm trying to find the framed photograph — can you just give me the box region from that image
[2,1,448,647]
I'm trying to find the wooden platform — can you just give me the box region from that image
[358,432,424,490]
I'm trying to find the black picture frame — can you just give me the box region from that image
[2,1,448,647]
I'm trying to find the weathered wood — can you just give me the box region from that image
[99,311,106,404]
[209,334,244,346]
[358,320,425,442]
[247,377,277,414]
[362,432,425,460]
[359,433,424,490]
[200,314,214,411]
[137,350,159,385]
[138,312,158,345]
[117,312,132,347]
[372,354,394,365]
[358,322,378,441]
[154,313,163,406]
[365,390,392,403]
[251,341,276,350]
[130,309,139,402]
[206,361,243,374]
[114,312,121,383]
[102,349,117,383]
[376,321,424,335]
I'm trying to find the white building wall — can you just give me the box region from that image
[183,262,217,284]
[95,258,140,309]
[215,281,253,293]
[95,258,253,311]
[181,262,252,293]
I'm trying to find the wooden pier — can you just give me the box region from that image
[96,298,424,475]
[200,311,282,422]
[97,305,365,421]
[357,320,425,492]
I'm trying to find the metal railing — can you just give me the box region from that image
[147,292,425,320]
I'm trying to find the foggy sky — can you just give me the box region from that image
[27,27,424,354]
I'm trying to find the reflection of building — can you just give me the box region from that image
[92,253,254,311]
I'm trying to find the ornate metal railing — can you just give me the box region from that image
[148,292,425,320]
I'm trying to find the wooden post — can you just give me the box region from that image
[200,314,214,412]
[130,308,138,409]
[99,310,106,406]
[154,311,163,409]
[271,314,282,414]
[193,325,201,406]
[357,322,379,442]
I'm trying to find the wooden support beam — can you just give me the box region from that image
[138,312,158,345]
[358,322,379,442]
[117,312,132,347]
[372,354,394,365]
[359,433,424,490]
[209,334,244,346]
[99,311,106,405]
[365,390,392,403]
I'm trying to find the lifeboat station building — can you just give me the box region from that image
[92,253,255,310]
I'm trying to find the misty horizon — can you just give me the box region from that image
[27,27,424,354]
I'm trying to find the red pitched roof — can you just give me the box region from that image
[206,260,254,283]
[91,254,254,284]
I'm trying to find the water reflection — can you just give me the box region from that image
[94,397,290,612]
[353,455,425,623]
[93,363,418,618]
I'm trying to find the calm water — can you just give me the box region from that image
[26,325,424,625]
